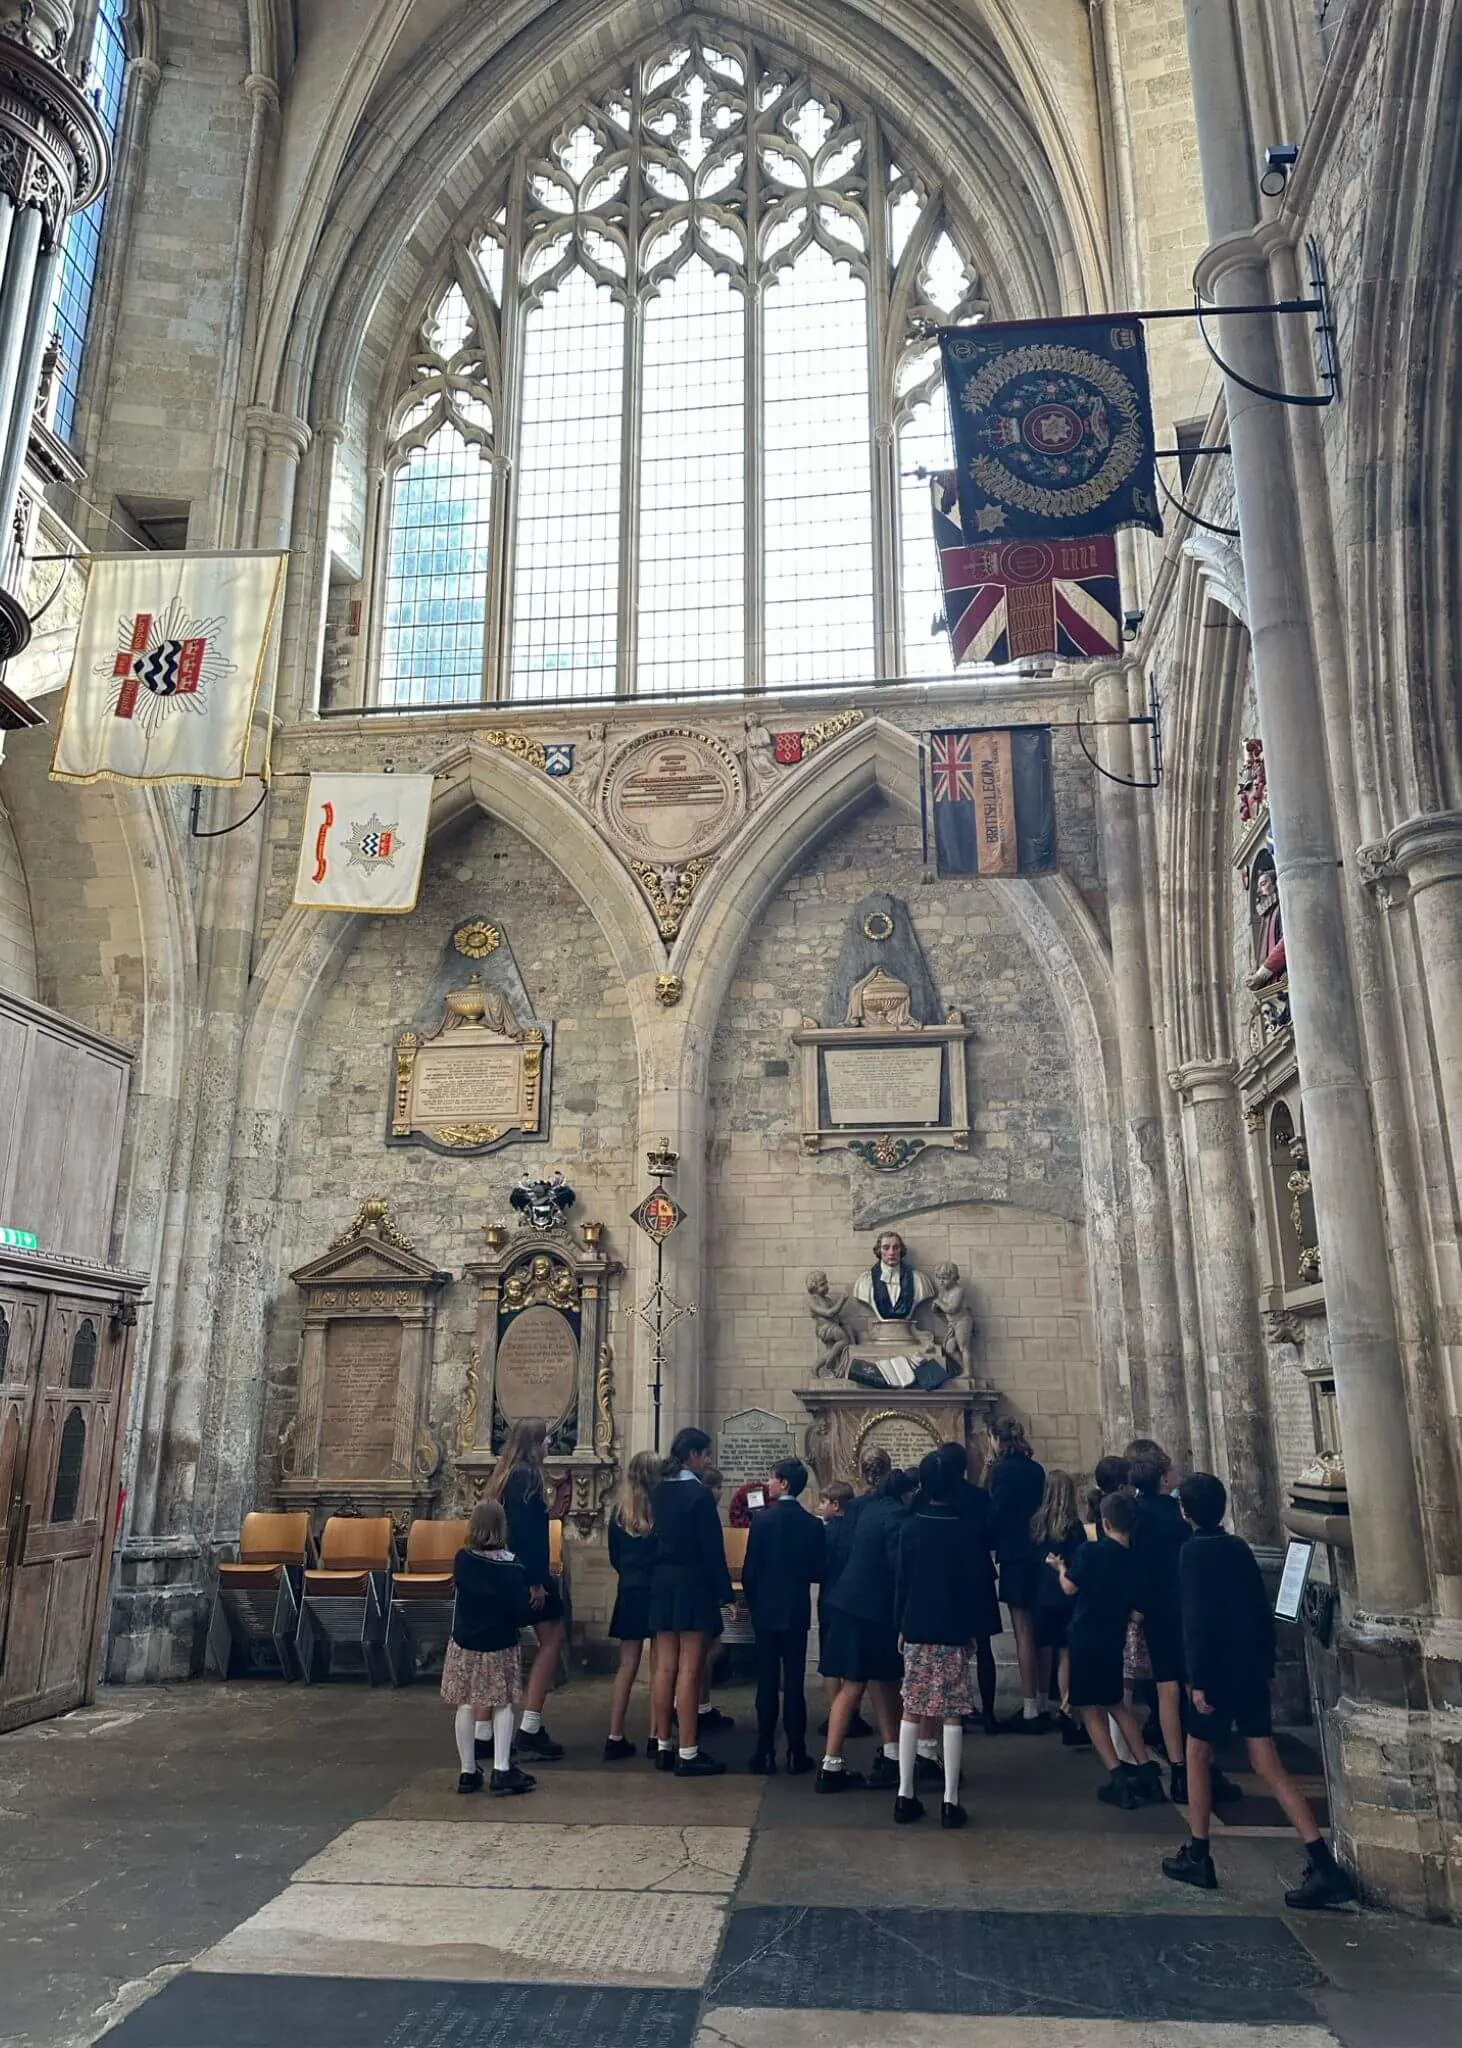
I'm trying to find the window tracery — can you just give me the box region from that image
[375,28,984,705]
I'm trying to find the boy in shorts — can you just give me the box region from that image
[1162,1472,1355,1908]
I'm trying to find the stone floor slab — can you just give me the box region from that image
[100,1973,701,2047]
[293,1820,749,1892]
[708,1905,1329,2022]
[377,1766,766,1828]
[195,1882,727,1986]
[1315,1990,1462,2048]
[696,2013,1341,2048]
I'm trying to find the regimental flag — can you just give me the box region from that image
[931,474,1121,664]
[292,773,434,914]
[50,552,286,785]
[939,316,1161,542]
[928,727,1056,877]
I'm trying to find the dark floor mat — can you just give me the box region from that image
[708,1905,1328,2021]
[100,1974,702,2048]
[1219,1793,1331,1830]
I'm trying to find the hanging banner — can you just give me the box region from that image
[49,552,286,785]
[939,316,1161,542]
[928,727,1056,877]
[292,773,434,914]
[931,473,1121,664]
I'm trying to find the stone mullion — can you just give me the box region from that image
[743,52,763,695]
[864,115,898,681]
[616,81,644,701]
[491,154,529,703]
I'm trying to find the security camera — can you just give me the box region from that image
[1260,144,1299,196]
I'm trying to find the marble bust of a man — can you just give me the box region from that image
[853,1230,936,1327]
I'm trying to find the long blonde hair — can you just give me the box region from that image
[1031,1468,1081,1544]
[485,1417,547,1504]
[613,1450,660,1537]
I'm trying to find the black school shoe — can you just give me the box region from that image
[603,1736,636,1762]
[675,1750,728,1777]
[941,1801,968,1829]
[815,1765,866,1792]
[1129,1760,1168,1804]
[785,1750,815,1776]
[517,1725,565,1761]
[748,1750,778,1775]
[915,1754,943,1785]
[894,1795,925,1824]
[699,1708,736,1733]
[457,1768,484,1795]
[474,1738,493,1763]
[867,1752,899,1790]
[654,1745,677,1772]
[1096,1764,1143,1810]
[1284,1844,1357,1911]
[491,1765,536,1796]
[1163,1839,1218,1891]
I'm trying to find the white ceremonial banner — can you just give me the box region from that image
[293,773,434,914]
[50,551,286,786]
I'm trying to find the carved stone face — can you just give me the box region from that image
[1254,867,1278,916]
[875,1232,906,1267]
[933,1261,959,1289]
[807,1270,828,1295]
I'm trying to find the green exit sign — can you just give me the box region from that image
[0,1227,38,1249]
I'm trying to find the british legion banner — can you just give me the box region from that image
[49,552,286,786]
[928,727,1056,877]
[292,773,434,915]
[939,316,1161,542]
[931,473,1121,665]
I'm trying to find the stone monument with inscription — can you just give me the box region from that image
[457,1192,621,1535]
[717,1407,798,1489]
[389,918,552,1157]
[596,726,746,940]
[278,1200,451,1531]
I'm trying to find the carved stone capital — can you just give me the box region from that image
[1378,811,1462,901]
[1168,1057,1239,1103]
[243,406,313,461]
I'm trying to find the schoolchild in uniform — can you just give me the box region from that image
[695,1466,736,1734]
[935,1439,1002,1734]
[893,1451,982,1828]
[1030,1468,1088,1743]
[1128,1449,1193,1797]
[441,1499,537,1797]
[986,1418,1048,1729]
[743,1457,826,1775]
[816,1451,888,1741]
[1162,1472,1355,1907]
[815,1481,855,1727]
[603,1450,660,1761]
[1052,1490,1164,1808]
[1085,1455,1130,1537]
[648,1427,735,1777]
[817,1465,917,1792]
[484,1418,568,1761]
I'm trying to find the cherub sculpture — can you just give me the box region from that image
[932,1260,975,1378]
[806,1270,854,1378]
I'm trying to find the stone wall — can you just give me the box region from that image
[704,796,1100,1483]
[0,791,37,1001]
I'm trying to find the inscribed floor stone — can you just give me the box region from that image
[293,1819,749,1892]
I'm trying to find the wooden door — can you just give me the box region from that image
[0,1288,47,1680]
[0,1294,132,1731]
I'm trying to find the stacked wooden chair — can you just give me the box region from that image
[206,1512,313,1679]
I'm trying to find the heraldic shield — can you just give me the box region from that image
[939,317,1162,543]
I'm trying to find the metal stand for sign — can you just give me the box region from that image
[628,1143,696,1454]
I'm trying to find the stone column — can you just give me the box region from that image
[1383,816,1462,1188]
[1181,0,1428,1615]
[1092,661,1189,1464]
[1170,1059,1277,1542]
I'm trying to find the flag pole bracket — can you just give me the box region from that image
[1076,681,1164,791]
[189,779,270,838]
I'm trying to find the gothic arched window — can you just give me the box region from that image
[375,33,983,705]
[49,0,130,442]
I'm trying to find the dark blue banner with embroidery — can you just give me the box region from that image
[939,316,1162,542]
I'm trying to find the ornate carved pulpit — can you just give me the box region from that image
[277,1201,450,1533]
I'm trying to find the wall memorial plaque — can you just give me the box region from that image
[859,1409,944,1473]
[495,1303,579,1429]
[823,1044,944,1128]
[318,1318,404,1478]
[718,1407,797,1487]
[599,728,745,864]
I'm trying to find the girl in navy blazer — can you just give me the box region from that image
[441,1499,536,1797]
[986,1417,1047,1729]
[647,1428,734,1777]
[603,1450,661,1761]
[484,1418,569,1761]
[893,1452,984,1829]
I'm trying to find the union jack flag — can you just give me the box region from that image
[931,474,1121,665]
[931,732,978,805]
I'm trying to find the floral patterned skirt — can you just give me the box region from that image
[1123,1614,1152,1686]
[900,1642,974,1720]
[440,1640,523,1711]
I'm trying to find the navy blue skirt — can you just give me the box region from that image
[648,1565,724,1637]
[819,1609,902,1684]
[609,1584,652,1642]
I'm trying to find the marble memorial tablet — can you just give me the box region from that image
[495,1303,579,1426]
[319,1318,403,1477]
[858,1410,943,1473]
[823,1043,943,1127]
[718,1407,797,1486]
[412,1043,525,1122]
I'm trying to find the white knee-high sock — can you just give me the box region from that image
[474,1718,492,1750]
[898,1718,919,1799]
[455,1706,478,1774]
[942,1720,964,1805]
[492,1703,516,1770]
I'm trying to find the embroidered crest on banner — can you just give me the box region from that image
[105,599,237,731]
[345,813,400,875]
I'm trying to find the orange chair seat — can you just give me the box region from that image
[218,1563,284,1591]
[392,1572,455,1598]
[304,1569,372,1594]
[237,1512,312,1569]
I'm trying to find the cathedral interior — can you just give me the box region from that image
[2,4,1462,2045]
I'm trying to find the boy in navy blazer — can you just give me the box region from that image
[742,1457,826,1774]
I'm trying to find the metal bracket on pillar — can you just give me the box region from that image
[1075,678,1164,791]
[188,779,270,838]
[1192,237,1339,407]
